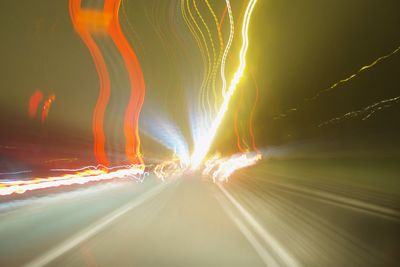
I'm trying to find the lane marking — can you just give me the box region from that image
[257,178,400,221]
[218,183,303,267]
[24,182,167,267]
[215,193,280,267]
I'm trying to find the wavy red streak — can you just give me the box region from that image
[107,0,145,164]
[234,107,245,153]
[249,73,260,153]
[69,0,111,166]
[234,86,246,153]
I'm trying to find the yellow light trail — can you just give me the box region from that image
[204,0,224,111]
[191,0,258,169]
[274,45,400,120]
[221,0,234,97]
[308,45,400,101]
[192,0,216,115]
[184,0,213,123]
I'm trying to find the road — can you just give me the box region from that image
[0,159,399,267]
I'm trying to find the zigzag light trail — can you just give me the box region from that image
[309,45,400,101]
[275,45,400,120]
[318,95,400,127]
[191,0,258,169]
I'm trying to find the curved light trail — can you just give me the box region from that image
[220,0,234,97]
[69,0,111,166]
[275,45,400,120]
[107,0,146,165]
[69,0,145,165]
[193,0,218,112]
[191,0,258,169]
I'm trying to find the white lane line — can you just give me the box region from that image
[24,182,167,267]
[218,183,303,267]
[262,179,400,220]
[215,193,280,267]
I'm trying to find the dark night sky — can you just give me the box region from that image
[0,0,399,169]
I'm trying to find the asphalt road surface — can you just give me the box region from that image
[0,159,399,267]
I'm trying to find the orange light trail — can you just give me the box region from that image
[41,94,56,124]
[69,0,145,165]
[69,0,111,166]
[218,6,227,30]
[28,90,43,118]
[107,0,145,165]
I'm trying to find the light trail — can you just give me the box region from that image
[69,0,145,165]
[220,0,234,97]
[41,94,56,124]
[234,106,246,153]
[179,0,206,106]
[0,165,145,196]
[249,73,260,153]
[69,0,111,166]
[28,90,43,118]
[232,83,251,152]
[184,0,213,122]
[308,45,400,101]
[181,0,212,131]
[275,45,400,120]
[203,152,261,182]
[204,0,224,111]
[318,95,400,127]
[191,0,258,169]
[107,0,146,165]
[218,5,228,30]
[192,0,218,118]
[154,159,183,181]
[49,163,142,173]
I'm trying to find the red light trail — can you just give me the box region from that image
[107,0,145,165]
[69,0,145,166]
[28,90,43,118]
[69,0,111,166]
